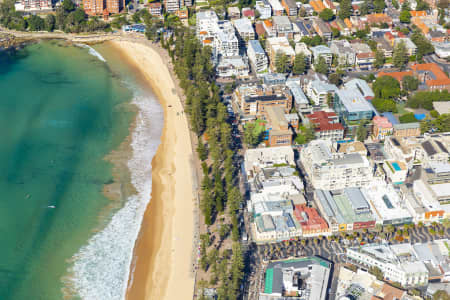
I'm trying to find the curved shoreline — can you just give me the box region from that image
[109,40,197,300]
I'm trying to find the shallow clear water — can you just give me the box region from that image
[0,41,147,300]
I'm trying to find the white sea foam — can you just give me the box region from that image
[66,89,163,300]
[76,44,107,62]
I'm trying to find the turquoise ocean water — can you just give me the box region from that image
[0,41,163,300]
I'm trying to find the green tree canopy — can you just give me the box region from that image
[314,56,328,75]
[373,76,401,99]
[243,121,265,147]
[402,75,419,92]
[374,50,385,69]
[399,9,411,23]
[339,0,352,19]
[319,8,334,21]
[393,40,408,69]
[293,52,306,75]
[399,112,417,123]
[275,51,290,73]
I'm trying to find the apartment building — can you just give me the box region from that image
[216,56,250,78]
[294,42,312,67]
[315,188,376,232]
[300,140,373,190]
[227,6,240,19]
[383,160,408,184]
[312,18,332,41]
[264,106,294,147]
[281,0,297,16]
[306,111,344,141]
[310,45,332,67]
[255,0,272,19]
[384,135,450,169]
[233,18,255,46]
[196,10,219,42]
[244,145,295,181]
[267,0,284,16]
[148,2,162,16]
[372,116,393,140]
[286,80,311,114]
[266,37,295,71]
[20,0,51,11]
[347,243,429,287]
[411,63,450,92]
[164,0,180,12]
[394,38,418,56]
[330,40,356,67]
[236,84,293,117]
[362,179,413,225]
[272,16,294,38]
[306,79,337,107]
[247,40,268,73]
[213,21,239,58]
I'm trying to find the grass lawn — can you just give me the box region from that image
[396,103,408,115]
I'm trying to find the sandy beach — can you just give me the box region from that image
[110,40,197,300]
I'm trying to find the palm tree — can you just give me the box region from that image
[417,221,424,228]
[429,228,436,236]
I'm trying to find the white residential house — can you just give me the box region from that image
[216,56,250,78]
[233,18,255,46]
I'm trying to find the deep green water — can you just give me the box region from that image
[0,41,135,300]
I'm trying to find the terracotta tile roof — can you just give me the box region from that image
[324,0,335,9]
[264,19,273,27]
[378,283,406,300]
[306,111,344,132]
[357,52,375,59]
[294,204,329,231]
[411,63,450,88]
[310,0,325,12]
[367,13,392,24]
[410,10,427,17]
[377,71,413,82]
[344,18,352,28]
[329,20,339,29]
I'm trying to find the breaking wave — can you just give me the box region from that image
[76,44,107,62]
[66,89,163,300]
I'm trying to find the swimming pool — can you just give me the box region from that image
[392,162,401,171]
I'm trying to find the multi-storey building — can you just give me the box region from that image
[267,0,284,16]
[315,188,376,232]
[310,45,332,67]
[233,18,255,46]
[294,42,312,67]
[272,16,294,38]
[196,10,219,42]
[247,40,268,73]
[300,140,373,190]
[20,0,51,11]
[164,0,180,13]
[334,88,375,124]
[148,2,162,16]
[83,0,105,15]
[312,18,332,41]
[235,84,293,117]
[330,40,356,67]
[264,106,293,147]
[346,243,429,287]
[281,0,297,16]
[266,37,295,71]
[372,115,393,140]
[216,56,249,78]
[306,111,344,141]
[260,257,331,300]
[306,79,337,107]
[255,0,272,19]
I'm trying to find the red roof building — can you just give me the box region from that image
[294,204,329,236]
[306,111,344,141]
[411,63,450,91]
